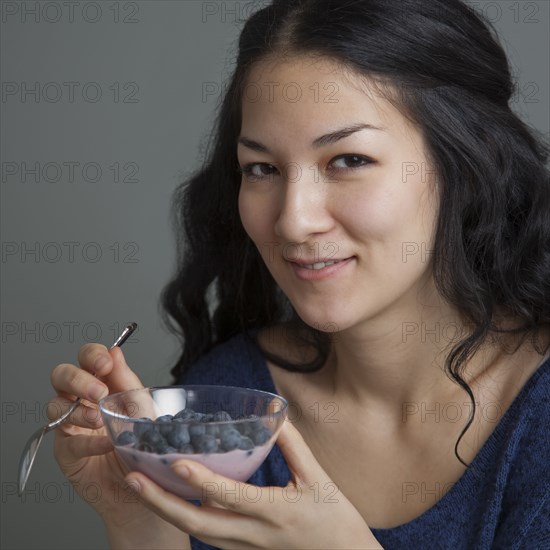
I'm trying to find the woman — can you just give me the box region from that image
[48,0,550,548]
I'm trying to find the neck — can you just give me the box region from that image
[322,298,502,415]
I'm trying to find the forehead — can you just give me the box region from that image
[240,55,413,141]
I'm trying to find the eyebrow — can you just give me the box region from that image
[237,123,386,153]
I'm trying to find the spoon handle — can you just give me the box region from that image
[46,322,138,431]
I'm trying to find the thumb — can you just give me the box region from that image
[102,347,143,393]
[276,418,332,487]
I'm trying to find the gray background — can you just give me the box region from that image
[1,1,548,549]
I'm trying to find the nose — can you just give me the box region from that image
[273,166,334,243]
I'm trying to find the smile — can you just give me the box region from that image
[289,257,355,281]
[302,261,340,270]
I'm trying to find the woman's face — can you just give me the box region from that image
[238,56,440,334]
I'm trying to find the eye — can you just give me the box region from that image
[238,163,278,181]
[238,154,374,182]
[328,154,374,171]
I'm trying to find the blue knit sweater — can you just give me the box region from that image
[177,330,550,550]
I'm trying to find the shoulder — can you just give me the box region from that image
[501,354,550,469]
[511,354,550,443]
[489,338,550,459]
[176,330,268,388]
[494,356,550,546]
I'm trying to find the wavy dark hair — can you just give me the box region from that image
[161,0,550,465]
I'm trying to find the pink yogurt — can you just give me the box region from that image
[116,443,273,500]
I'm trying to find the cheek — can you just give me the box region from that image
[238,189,273,242]
[237,189,254,236]
[340,186,403,239]
[340,178,436,252]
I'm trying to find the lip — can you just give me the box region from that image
[289,256,355,281]
[291,258,350,266]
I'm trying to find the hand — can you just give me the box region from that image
[48,344,154,527]
[124,419,384,549]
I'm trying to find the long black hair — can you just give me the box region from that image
[161,0,550,465]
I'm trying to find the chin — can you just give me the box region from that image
[291,303,354,334]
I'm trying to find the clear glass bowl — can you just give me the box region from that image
[99,385,288,499]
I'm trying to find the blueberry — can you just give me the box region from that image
[133,417,154,438]
[220,428,241,451]
[213,411,232,422]
[236,422,252,436]
[160,445,177,455]
[116,431,137,446]
[201,413,215,423]
[251,426,272,446]
[173,417,193,425]
[174,408,197,421]
[205,424,220,437]
[247,414,263,430]
[155,441,170,454]
[236,415,262,437]
[166,424,191,449]
[140,428,165,450]
[156,414,175,437]
[188,422,206,437]
[179,444,195,454]
[192,434,218,453]
[219,421,238,434]
[238,436,254,451]
[158,424,173,437]
[136,441,154,452]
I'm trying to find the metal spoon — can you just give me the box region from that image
[17,322,138,496]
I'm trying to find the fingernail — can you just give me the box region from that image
[88,383,108,402]
[126,477,141,494]
[94,356,109,373]
[172,462,190,479]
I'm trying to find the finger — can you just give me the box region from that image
[51,363,109,403]
[201,494,231,510]
[276,419,332,487]
[46,396,104,429]
[169,460,274,519]
[124,471,251,543]
[77,343,112,376]
[77,344,142,391]
[100,347,143,394]
[56,432,113,461]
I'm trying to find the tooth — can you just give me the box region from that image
[300,260,342,270]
